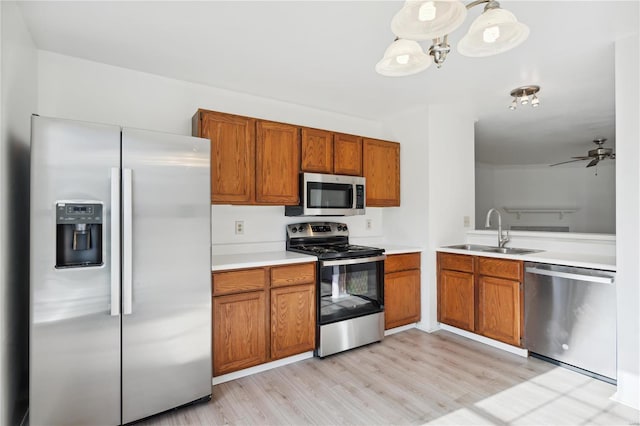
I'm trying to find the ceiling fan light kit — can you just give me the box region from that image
[509,85,540,110]
[376,0,529,76]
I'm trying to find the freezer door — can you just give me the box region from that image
[30,116,121,425]
[121,128,211,423]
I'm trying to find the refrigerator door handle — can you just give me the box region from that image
[123,168,133,315]
[110,168,121,316]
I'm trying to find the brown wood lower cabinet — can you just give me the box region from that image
[212,262,316,376]
[271,283,315,360]
[437,252,524,347]
[213,291,267,376]
[384,253,421,330]
[476,275,522,346]
[438,269,474,331]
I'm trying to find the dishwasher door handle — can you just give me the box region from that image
[525,267,614,284]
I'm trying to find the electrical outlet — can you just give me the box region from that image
[463,216,470,228]
[366,219,373,230]
[235,220,244,235]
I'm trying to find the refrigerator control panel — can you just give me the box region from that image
[56,202,103,224]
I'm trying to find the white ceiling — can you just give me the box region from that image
[18,1,639,165]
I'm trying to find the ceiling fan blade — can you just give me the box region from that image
[550,159,588,167]
[586,158,599,167]
[571,156,592,159]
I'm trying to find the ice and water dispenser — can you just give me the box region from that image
[55,202,103,268]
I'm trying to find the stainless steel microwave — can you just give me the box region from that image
[285,173,365,216]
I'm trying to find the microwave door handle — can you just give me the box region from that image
[349,186,354,208]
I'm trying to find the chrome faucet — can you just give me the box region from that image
[485,208,510,248]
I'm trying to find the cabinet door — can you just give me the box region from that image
[438,269,475,331]
[198,110,255,204]
[334,133,362,176]
[256,120,300,205]
[385,269,421,329]
[301,128,333,173]
[213,291,267,376]
[362,138,400,206]
[477,275,522,346]
[270,283,316,360]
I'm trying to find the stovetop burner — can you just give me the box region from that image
[286,222,384,260]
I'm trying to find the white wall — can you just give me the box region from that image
[424,104,476,330]
[379,104,475,332]
[614,33,640,410]
[0,2,37,424]
[37,51,388,252]
[475,162,616,234]
[380,106,430,329]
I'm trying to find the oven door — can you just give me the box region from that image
[318,255,385,325]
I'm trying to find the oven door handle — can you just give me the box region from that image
[320,254,386,267]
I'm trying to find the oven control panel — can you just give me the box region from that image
[287,222,348,238]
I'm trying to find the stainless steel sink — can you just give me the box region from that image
[444,244,493,251]
[444,244,543,255]
[481,247,543,255]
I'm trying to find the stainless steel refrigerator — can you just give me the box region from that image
[29,115,212,425]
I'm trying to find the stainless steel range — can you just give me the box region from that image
[286,222,385,357]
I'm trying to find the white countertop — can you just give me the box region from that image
[383,245,424,255]
[212,251,317,271]
[212,244,423,271]
[437,247,616,271]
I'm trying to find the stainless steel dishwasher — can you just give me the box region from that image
[524,262,616,383]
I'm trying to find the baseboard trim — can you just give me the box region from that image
[212,351,314,385]
[439,324,528,357]
[384,323,417,336]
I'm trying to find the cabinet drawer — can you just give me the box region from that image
[271,263,316,287]
[477,257,522,280]
[438,253,473,273]
[386,253,421,273]
[213,268,267,296]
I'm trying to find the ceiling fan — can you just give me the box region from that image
[550,138,615,168]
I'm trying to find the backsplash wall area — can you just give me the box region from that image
[476,162,616,234]
[211,205,385,254]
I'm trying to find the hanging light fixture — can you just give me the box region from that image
[509,85,540,110]
[375,38,433,76]
[376,0,529,76]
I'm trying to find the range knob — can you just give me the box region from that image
[298,226,305,232]
[291,227,297,233]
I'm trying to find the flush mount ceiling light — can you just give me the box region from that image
[376,0,529,77]
[509,85,540,110]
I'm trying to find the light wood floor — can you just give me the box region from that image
[140,329,639,425]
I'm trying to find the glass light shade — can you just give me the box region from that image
[509,99,517,110]
[375,39,433,76]
[531,95,540,107]
[457,8,529,57]
[519,94,529,105]
[391,0,467,41]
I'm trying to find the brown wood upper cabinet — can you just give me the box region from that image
[193,109,300,206]
[256,120,300,205]
[334,133,363,176]
[301,128,333,174]
[301,129,363,177]
[437,252,524,347]
[363,138,400,207]
[194,110,255,204]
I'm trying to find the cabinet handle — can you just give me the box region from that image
[525,267,614,284]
